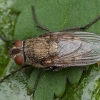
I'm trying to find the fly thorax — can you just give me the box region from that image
[24,38,50,65]
[48,41,58,56]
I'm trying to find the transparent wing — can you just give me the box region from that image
[43,32,100,67]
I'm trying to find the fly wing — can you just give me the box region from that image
[43,32,100,67]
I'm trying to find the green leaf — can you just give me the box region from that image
[66,67,83,86]
[1,0,100,100]
[61,65,100,100]
[0,0,15,77]
[12,0,100,99]
[13,0,86,100]
[0,0,32,100]
[13,0,72,40]
[28,68,67,100]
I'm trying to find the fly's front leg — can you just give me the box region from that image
[31,6,52,33]
[0,35,14,44]
[0,35,15,50]
[0,65,31,83]
[62,15,100,31]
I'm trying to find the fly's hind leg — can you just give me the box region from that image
[76,66,88,72]
[62,15,100,31]
[32,67,62,95]
[33,69,43,96]
[31,6,52,33]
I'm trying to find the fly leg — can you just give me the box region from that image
[33,69,43,96]
[0,35,15,50]
[32,6,52,33]
[62,15,100,31]
[44,67,63,71]
[0,65,31,83]
[32,68,60,96]
[0,35,14,44]
[76,66,88,72]
[32,67,61,95]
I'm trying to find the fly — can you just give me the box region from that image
[0,6,100,93]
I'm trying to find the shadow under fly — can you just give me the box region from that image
[0,6,100,95]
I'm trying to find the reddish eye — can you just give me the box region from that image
[14,54,24,65]
[14,40,23,47]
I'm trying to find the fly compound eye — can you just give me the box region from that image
[14,40,23,47]
[14,54,24,65]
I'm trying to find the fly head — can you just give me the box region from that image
[10,40,24,65]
